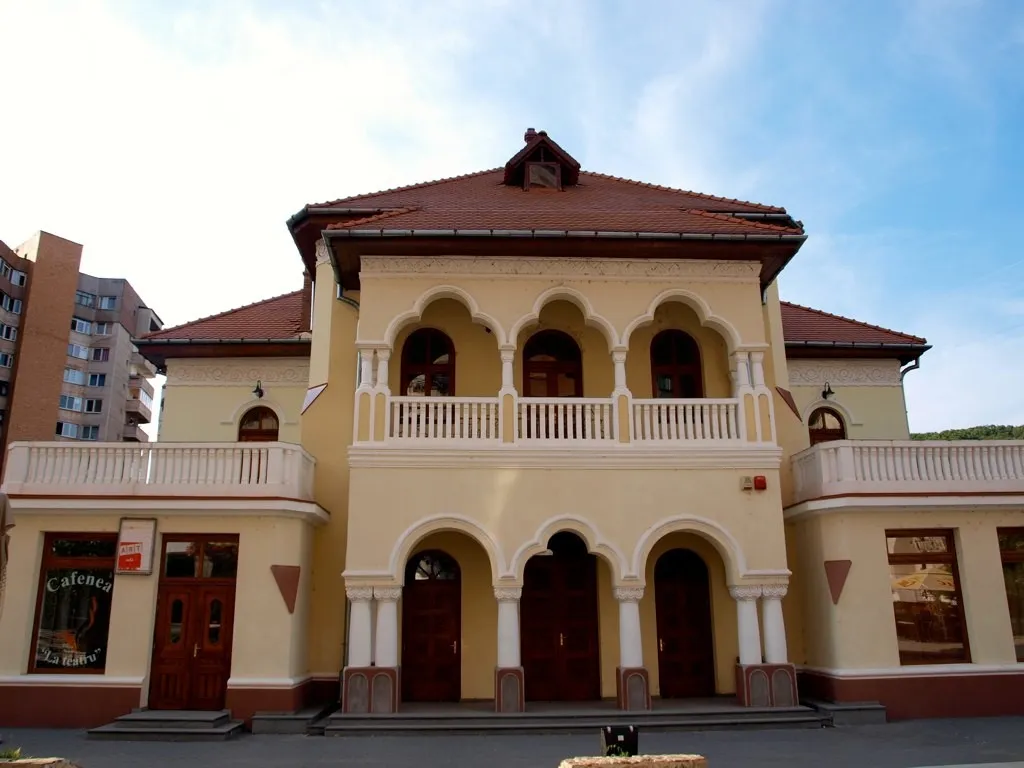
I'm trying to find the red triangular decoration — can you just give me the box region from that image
[271,565,301,614]
[823,560,852,605]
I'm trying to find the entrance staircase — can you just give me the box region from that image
[87,709,244,741]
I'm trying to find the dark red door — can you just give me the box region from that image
[521,532,600,701]
[654,549,716,698]
[402,551,462,702]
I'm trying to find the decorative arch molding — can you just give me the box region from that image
[631,515,748,584]
[509,515,627,583]
[383,284,507,349]
[220,399,295,427]
[621,288,743,353]
[387,514,505,584]
[508,286,619,353]
[801,398,862,427]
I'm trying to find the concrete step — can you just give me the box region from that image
[107,709,232,730]
[801,699,887,725]
[251,705,336,735]
[87,720,244,742]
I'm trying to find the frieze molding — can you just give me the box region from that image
[373,586,403,601]
[729,585,763,601]
[346,586,375,601]
[494,587,523,602]
[760,584,788,599]
[787,359,901,387]
[360,255,760,282]
[613,587,644,602]
[166,359,311,387]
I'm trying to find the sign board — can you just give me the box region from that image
[116,518,157,575]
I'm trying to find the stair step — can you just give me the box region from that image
[87,720,244,742]
[252,705,334,735]
[111,710,232,730]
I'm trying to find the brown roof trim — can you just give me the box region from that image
[135,338,311,372]
[784,341,931,365]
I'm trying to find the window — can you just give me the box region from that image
[162,538,239,579]
[1,293,21,314]
[809,407,846,445]
[99,296,117,310]
[651,330,704,398]
[139,389,153,407]
[85,398,103,413]
[56,422,79,438]
[0,323,16,341]
[0,261,9,278]
[87,373,106,387]
[998,529,1024,662]
[0,381,8,396]
[0,352,13,368]
[31,533,117,672]
[522,330,582,397]
[75,291,95,307]
[11,270,26,286]
[67,343,89,360]
[237,406,279,442]
[64,368,86,385]
[401,328,455,397]
[70,317,92,334]
[91,348,110,362]
[59,394,83,412]
[525,161,561,190]
[887,530,968,665]
[80,425,99,441]
[94,322,113,335]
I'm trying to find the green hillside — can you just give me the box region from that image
[911,425,1024,441]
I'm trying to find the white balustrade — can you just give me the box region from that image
[388,396,501,442]
[517,398,615,442]
[792,440,1024,503]
[1,441,316,499]
[631,398,743,443]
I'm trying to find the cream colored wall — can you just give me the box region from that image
[791,507,1024,671]
[789,377,911,440]
[160,357,309,443]
[514,302,614,397]
[0,510,314,690]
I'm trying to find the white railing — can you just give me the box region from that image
[631,398,742,443]
[791,440,1024,503]
[1,441,316,500]
[517,398,615,442]
[388,397,500,442]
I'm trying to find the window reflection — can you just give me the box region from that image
[208,599,222,645]
[202,542,239,579]
[164,542,199,578]
[999,529,1024,662]
[169,599,183,644]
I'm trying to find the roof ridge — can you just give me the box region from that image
[308,169,502,208]
[326,207,418,230]
[579,171,785,212]
[144,289,303,339]
[684,209,798,233]
[780,301,927,344]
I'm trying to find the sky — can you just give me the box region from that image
[2,0,1023,433]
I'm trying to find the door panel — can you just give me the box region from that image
[149,586,195,710]
[402,554,461,702]
[655,549,716,698]
[189,585,236,710]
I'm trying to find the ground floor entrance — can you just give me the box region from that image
[654,548,716,699]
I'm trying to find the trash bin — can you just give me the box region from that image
[599,725,638,757]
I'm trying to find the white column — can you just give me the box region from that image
[373,586,401,668]
[358,348,374,390]
[750,351,766,388]
[731,351,751,394]
[346,586,374,667]
[495,587,522,668]
[761,584,788,664]
[499,347,516,394]
[375,348,391,393]
[730,585,763,665]
[614,587,644,669]
[611,348,628,394]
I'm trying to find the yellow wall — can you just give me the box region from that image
[789,379,911,440]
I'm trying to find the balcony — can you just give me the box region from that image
[1,441,316,500]
[791,440,1024,504]
[122,423,148,442]
[126,396,153,424]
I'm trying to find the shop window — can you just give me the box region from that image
[808,407,846,445]
[650,329,703,398]
[31,533,117,673]
[998,528,1024,662]
[887,530,969,664]
[237,406,279,442]
[401,328,455,397]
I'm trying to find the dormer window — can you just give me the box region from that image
[526,162,561,191]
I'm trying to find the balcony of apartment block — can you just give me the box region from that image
[130,350,158,378]
[790,439,1024,507]
[1,441,316,501]
[126,390,153,424]
[122,422,148,442]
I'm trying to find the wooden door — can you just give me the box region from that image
[149,584,197,710]
[401,551,461,702]
[521,533,600,701]
[655,549,716,699]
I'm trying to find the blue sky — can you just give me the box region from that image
[2,0,1022,432]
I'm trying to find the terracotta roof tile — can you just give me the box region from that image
[143,290,304,341]
[780,301,927,346]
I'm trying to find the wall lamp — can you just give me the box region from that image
[253,380,264,399]
[821,382,834,400]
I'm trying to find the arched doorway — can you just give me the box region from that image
[401,550,461,702]
[237,406,279,442]
[651,330,703,398]
[523,330,583,397]
[654,548,716,698]
[521,531,600,701]
[401,328,455,396]
[808,407,846,445]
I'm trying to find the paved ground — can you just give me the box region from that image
[2,718,1024,768]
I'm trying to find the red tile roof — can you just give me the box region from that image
[143,290,305,341]
[780,301,927,346]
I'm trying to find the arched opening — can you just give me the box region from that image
[654,549,716,698]
[523,330,583,398]
[402,550,462,702]
[237,406,279,442]
[651,330,704,398]
[808,407,846,445]
[521,531,600,701]
[401,328,455,397]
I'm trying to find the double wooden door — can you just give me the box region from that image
[521,534,600,701]
[654,549,716,698]
[402,551,462,702]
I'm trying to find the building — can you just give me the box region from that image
[0,231,163,476]
[0,132,1021,731]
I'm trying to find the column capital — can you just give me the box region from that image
[729,584,763,601]
[761,584,788,600]
[373,586,402,602]
[613,586,644,603]
[376,347,392,362]
[611,347,628,364]
[499,345,516,363]
[494,586,522,602]
[346,586,374,602]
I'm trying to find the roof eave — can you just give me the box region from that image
[784,340,931,365]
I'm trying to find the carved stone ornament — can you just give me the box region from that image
[346,586,375,602]
[728,584,763,601]
[166,359,310,387]
[373,586,403,601]
[494,587,523,602]
[787,359,901,387]
[613,587,645,602]
[315,239,332,266]
[760,584,789,600]
[360,255,760,282]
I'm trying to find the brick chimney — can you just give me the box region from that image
[524,127,537,142]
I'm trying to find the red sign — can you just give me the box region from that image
[117,541,143,572]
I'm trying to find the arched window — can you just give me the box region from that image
[401,328,455,396]
[237,406,279,442]
[808,407,846,445]
[523,330,582,397]
[405,550,461,582]
[651,330,703,398]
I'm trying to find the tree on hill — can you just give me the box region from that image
[911,425,1024,441]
